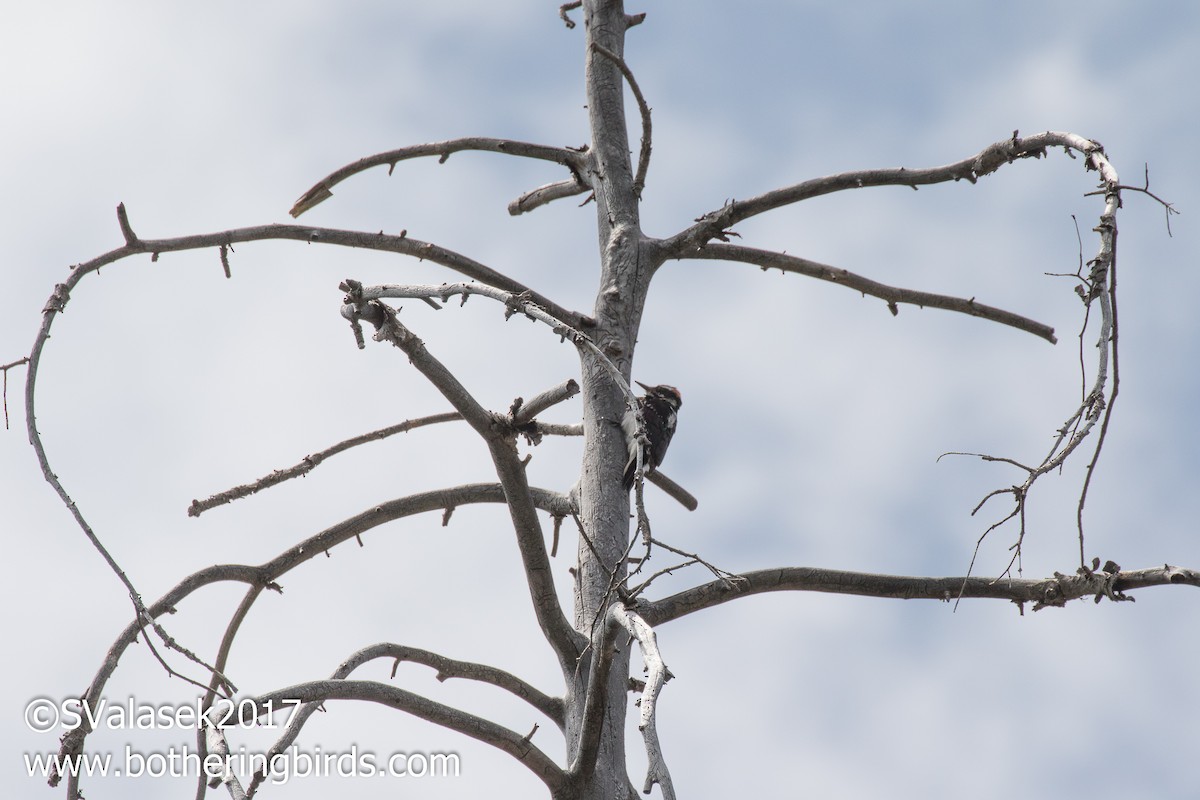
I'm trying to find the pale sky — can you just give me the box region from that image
[4,2,1199,798]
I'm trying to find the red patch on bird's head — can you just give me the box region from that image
[636,382,681,408]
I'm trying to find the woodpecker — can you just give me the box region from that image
[621,382,682,491]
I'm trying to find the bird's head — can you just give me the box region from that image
[635,381,682,410]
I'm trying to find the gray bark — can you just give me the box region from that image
[562,1,665,797]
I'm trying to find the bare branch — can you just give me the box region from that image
[957,180,1120,567]
[508,176,591,215]
[196,580,269,798]
[628,538,743,599]
[1,356,29,430]
[646,470,698,511]
[340,296,583,666]
[611,605,676,800]
[129,610,238,697]
[680,242,1057,343]
[116,201,139,246]
[666,130,1116,251]
[511,378,581,425]
[25,270,243,775]
[189,412,462,517]
[558,1,581,29]
[355,281,639,409]
[341,293,517,433]
[218,243,232,279]
[1088,163,1179,237]
[44,214,585,329]
[22,217,586,781]
[251,680,565,792]
[638,563,1200,625]
[631,457,652,546]
[533,421,584,437]
[1076,262,1119,565]
[52,564,266,791]
[341,643,564,724]
[290,137,588,217]
[56,484,573,791]
[664,130,1123,572]
[203,716,249,799]
[591,42,652,198]
[241,642,564,797]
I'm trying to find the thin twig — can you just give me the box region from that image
[1085,163,1178,237]
[921,141,1122,572]
[188,412,463,516]
[1,357,29,429]
[1075,217,1120,566]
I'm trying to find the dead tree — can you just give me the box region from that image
[13,2,1191,799]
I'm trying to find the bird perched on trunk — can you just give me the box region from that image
[622,382,682,490]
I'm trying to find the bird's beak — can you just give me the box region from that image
[634,380,652,392]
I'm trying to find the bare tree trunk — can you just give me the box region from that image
[563,1,663,797]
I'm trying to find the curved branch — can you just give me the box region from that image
[166,222,584,329]
[196,580,267,798]
[55,484,573,791]
[680,242,1057,343]
[242,642,564,797]
[290,137,588,217]
[339,643,564,724]
[49,210,584,328]
[639,563,1200,626]
[591,42,651,198]
[30,271,242,794]
[954,174,1121,568]
[666,130,1115,252]
[53,564,267,792]
[559,1,581,28]
[252,680,565,793]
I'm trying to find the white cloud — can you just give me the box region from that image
[4,2,1198,799]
